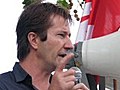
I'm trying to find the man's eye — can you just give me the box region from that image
[58,34,65,38]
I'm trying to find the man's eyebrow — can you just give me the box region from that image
[63,31,71,37]
[59,30,71,37]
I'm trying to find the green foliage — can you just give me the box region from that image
[22,0,44,8]
[22,0,69,9]
[22,0,84,21]
[57,0,69,9]
[22,0,34,8]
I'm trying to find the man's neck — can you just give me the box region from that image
[20,56,51,90]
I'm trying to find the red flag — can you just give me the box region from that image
[76,0,120,41]
[89,0,120,38]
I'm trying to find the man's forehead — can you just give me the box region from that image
[50,14,69,24]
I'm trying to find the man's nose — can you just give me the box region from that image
[64,39,74,49]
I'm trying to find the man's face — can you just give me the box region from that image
[37,15,73,71]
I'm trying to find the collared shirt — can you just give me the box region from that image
[0,62,37,90]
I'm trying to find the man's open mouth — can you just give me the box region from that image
[58,53,67,58]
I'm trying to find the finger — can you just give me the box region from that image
[55,53,74,72]
[66,81,75,89]
[63,68,75,76]
[73,83,90,90]
[64,75,76,82]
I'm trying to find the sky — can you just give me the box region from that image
[0,0,23,73]
[0,0,83,73]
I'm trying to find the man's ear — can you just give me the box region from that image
[27,32,39,49]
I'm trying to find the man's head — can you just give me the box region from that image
[16,1,72,63]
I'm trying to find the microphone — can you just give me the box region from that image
[71,67,82,84]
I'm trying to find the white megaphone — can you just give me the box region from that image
[82,30,120,79]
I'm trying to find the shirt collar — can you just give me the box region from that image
[13,62,29,82]
[13,62,36,89]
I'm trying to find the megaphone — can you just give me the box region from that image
[82,30,120,79]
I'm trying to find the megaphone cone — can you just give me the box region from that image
[82,30,120,79]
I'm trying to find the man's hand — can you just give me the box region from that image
[73,83,90,90]
[48,53,89,90]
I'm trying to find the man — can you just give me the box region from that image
[0,1,89,90]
